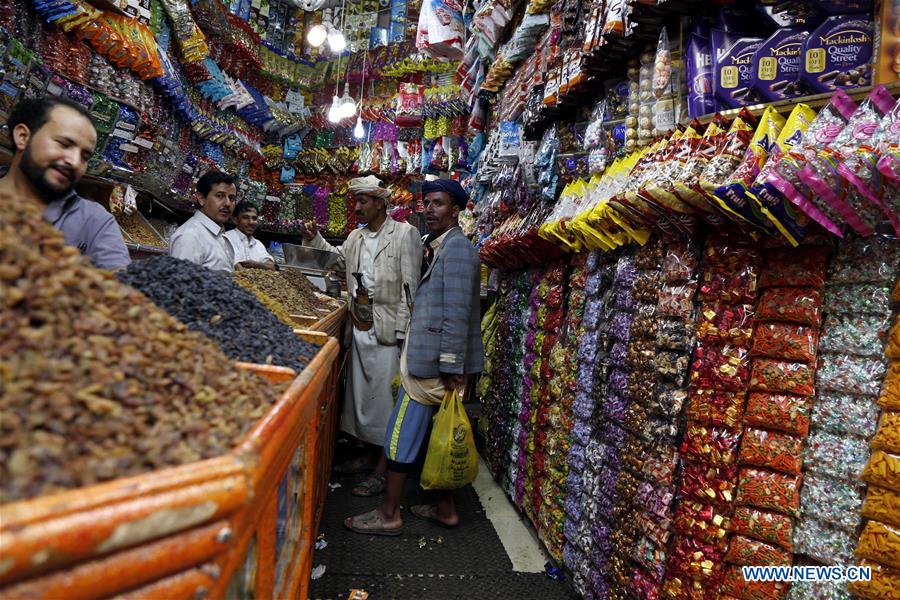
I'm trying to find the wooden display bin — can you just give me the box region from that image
[0,331,341,600]
[292,301,348,341]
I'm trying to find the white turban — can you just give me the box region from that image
[349,175,390,199]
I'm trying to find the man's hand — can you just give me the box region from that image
[440,372,465,391]
[300,220,319,243]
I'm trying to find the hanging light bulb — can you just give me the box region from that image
[339,91,357,119]
[327,96,342,123]
[327,28,346,53]
[353,116,365,139]
[307,23,327,47]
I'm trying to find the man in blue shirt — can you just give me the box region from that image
[0,96,130,270]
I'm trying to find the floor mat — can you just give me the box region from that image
[307,469,577,600]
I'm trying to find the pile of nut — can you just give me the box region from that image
[0,197,276,504]
[234,268,329,318]
[118,257,319,372]
[115,212,166,248]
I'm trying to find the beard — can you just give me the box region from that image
[20,145,77,201]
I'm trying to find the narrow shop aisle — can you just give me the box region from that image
[308,457,578,599]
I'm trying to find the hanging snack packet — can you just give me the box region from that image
[744,392,812,437]
[698,303,754,346]
[817,353,888,397]
[678,460,739,508]
[799,474,864,533]
[794,517,857,565]
[749,358,815,396]
[667,535,726,584]
[738,427,803,475]
[750,323,818,364]
[887,317,900,359]
[698,114,757,199]
[811,392,880,439]
[861,485,900,529]
[823,283,893,317]
[691,345,752,392]
[736,468,802,517]
[758,246,830,289]
[673,116,731,221]
[820,312,892,357]
[673,501,730,549]
[872,411,900,455]
[856,520,900,571]
[686,389,745,430]
[805,430,871,482]
[724,535,791,567]
[827,235,900,284]
[888,363,900,411]
[756,287,823,326]
[863,450,900,493]
[682,424,743,467]
[729,507,793,552]
[798,86,897,236]
[745,103,818,246]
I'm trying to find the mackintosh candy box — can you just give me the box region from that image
[754,28,811,102]
[801,14,875,93]
[716,36,765,109]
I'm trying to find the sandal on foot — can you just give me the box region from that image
[410,504,459,529]
[334,456,372,475]
[344,509,402,536]
[352,474,386,497]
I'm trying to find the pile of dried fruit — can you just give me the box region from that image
[0,197,276,504]
[118,256,318,371]
[234,268,330,318]
[115,212,166,248]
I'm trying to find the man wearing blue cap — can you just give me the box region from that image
[345,178,484,536]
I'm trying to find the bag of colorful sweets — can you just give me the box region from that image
[729,507,792,552]
[799,86,897,236]
[743,392,811,437]
[724,535,791,567]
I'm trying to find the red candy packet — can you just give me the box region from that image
[738,427,804,475]
[724,535,791,567]
[749,323,818,364]
[736,468,802,517]
[758,246,831,289]
[729,507,793,551]
[743,392,811,437]
[755,287,823,326]
[749,358,815,396]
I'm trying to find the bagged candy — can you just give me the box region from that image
[642,448,680,487]
[729,507,793,551]
[861,485,900,529]
[750,323,818,364]
[856,520,900,570]
[673,501,730,549]
[721,564,789,600]
[872,411,900,455]
[648,386,689,422]
[823,284,893,318]
[656,319,695,352]
[682,424,743,467]
[636,511,674,548]
[686,389,745,430]
[724,535,791,567]
[691,345,752,392]
[736,468,801,517]
[679,461,739,508]
[633,534,668,581]
[744,392,812,437]
[817,353,888,397]
[862,450,900,493]
[794,517,857,564]
[758,246,831,289]
[848,560,900,600]
[662,244,700,283]
[756,287,823,327]
[749,358,815,396]
[811,392,880,439]
[655,351,691,385]
[820,313,892,358]
[657,283,698,319]
[738,427,803,475]
[697,303,754,346]
[806,431,871,482]
[799,474,864,533]
[699,264,760,305]
[828,237,900,285]
[667,535,726,584]
[879,362,900,411]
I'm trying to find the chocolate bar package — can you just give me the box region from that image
[687,24,716,118]
[716,36,766,109]
[753,28,810,102]
[801,14,875,94]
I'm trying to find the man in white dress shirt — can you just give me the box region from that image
[225,201,276,270]
[169,171,236,272]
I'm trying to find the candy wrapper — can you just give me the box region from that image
[756,287,823,327]
[750,323,818,364]
[749,358,815,396]
[729,507,793,552]
[667,535,726,584]
[679,461,739,508]
[823,284,893,318]
[686,389,745,430]
[820,313,891,358]
[794,517,856,565]
[810,392,880,440]
[725,535,791,567]
[636,511,674,548]
[880,363,900,412]
[861,485,900,529]
[828,237,900,285]
[848,560,900,600]
[633,535,667,582]
[657,283,698,319]
[656,351,691,385]
[699,264,760,305]
[856,520,900,571]
[758,246,830,289]
[642,449,679,487]
[673,501,730,549]
[656,319,695,352]
[692,345,752,392]
[682,424,743,467]
[800,474,864,533]
[738,427,803,475]
[744,392,811,438]
[721,564,790,600]
[632,566,664,597]
[817,353,887,397]
[805,431,870,482]
[698,303,754,346]
[736,468,801,517]
[872,411,900,455]
[662,244,699,283]
[863,450,900,493]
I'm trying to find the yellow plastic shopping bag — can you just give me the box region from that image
[420,389,479,490]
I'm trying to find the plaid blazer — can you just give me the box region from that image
[405,227,484,378]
